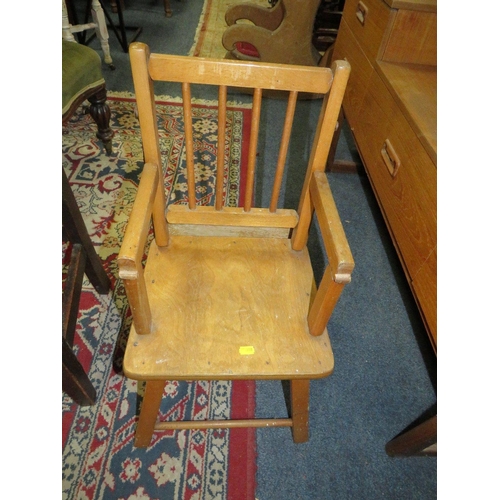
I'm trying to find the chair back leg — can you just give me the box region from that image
[290,379,310,443]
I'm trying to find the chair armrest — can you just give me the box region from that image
[117,162,159,335]
[118,162,159,277]
[307,171,354,336]
[310,171,354,283]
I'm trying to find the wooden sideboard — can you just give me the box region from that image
[332,0,437,349]
[330,0,437,455]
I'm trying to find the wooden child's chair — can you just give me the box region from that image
[118,42,353,447]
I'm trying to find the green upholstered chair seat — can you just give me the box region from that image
[62,40,105,115]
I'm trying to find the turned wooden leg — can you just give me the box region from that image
[135,380,165,447]
[90,0,114,66]
[290,379,310,443]
[88,86,113,155]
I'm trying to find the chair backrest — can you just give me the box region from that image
[128,42,351,253]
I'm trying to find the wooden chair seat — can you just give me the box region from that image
[124,234,333,381]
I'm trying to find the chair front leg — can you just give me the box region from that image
[135,380,165,447]
[88,86,113,155]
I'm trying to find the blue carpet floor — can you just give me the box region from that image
[72,0,437,497]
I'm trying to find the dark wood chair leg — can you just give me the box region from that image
[87,86,113,155]
[290,379,310,443]
[135,380,166,447]
[62,169,111,294]
[62,243,87,346]
[62,169,110,405]
[385,414,437,456]
[63,337,96,405]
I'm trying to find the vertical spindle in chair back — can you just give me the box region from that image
[270,90,298,212]
[245,88,262,211]
[216,86,228,210]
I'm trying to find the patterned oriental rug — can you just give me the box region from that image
[62,93,256,500]
[189,0,270,59]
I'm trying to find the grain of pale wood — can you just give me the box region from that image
[129,44,169,245]
[308,265,346,336]
[381,10,436,66]
[123,45,357,445]
[245,88,262,211]
[376,61,436,164]
[145,49,334,93]
[167,205,298,228]
[134,380,165,447]
[310,172,354,279]
[356,68,436,278]
[123,236,334,380]
[342,0,391,64]
[118,163,158,270]
[331,19,374,126]
[118,163,160,336]
[216,85,227,210]
[291,379,310,443]
[292,59,351,251]
[334,1,436,351]
[182,82,197,209]
[122,265,152,335]
[270,91,298,212]
[169,224,291,239]
[155,418,293,431]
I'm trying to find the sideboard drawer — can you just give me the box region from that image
[356,70,437,279]
[332,19,373,125]
[342,0,392,64]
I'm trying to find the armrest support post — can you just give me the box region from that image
[308,265,346,336]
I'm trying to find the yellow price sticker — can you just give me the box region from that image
[239,346,255,355]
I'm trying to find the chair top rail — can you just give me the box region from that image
[147,52,333,93]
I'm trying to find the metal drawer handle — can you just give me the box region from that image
[381,139,401,177]
[356,1,368,25]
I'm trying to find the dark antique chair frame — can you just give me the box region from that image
[62,169,111,405]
